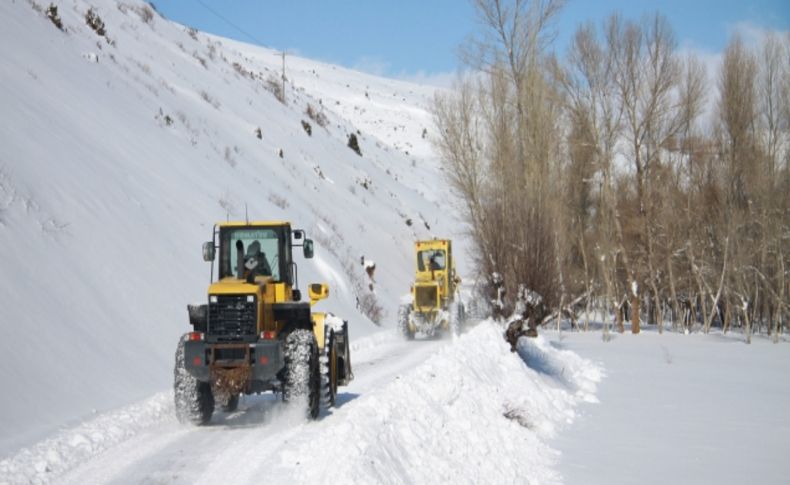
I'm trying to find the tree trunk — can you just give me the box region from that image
[741,295,752,344]
[704,238,728,334]
[631,279,641,334]
[667,255,681,332]
[687,247,708,333]
[580,229,592,332]
[774,249,785,343]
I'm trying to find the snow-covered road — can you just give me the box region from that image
[1,323,600,484]
[50,331,448,484]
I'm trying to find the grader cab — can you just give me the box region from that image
[174,221,352,425]
[398,239,464,339]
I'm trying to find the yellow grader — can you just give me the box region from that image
[174,221,352,424]
[397,239,464,339]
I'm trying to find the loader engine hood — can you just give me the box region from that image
[209,278,265,295]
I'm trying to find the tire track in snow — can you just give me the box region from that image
[35,330,448,484]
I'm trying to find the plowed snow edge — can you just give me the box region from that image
[276,321,602,484]
[0,393,173,483]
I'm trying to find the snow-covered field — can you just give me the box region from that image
[552,329,790,485]
[2,1,788,484]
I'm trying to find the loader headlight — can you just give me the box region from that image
[209,295,218,303]
[247,295,255,303]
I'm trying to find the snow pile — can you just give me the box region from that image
[276,322,602,484]
[515,335,601,406]
[0,392,172,484]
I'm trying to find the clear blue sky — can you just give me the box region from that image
[153,0,789,81]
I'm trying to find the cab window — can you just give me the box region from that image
[418,249,446,271]
[219,227,282,280]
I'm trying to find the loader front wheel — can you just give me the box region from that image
[397,304,414,340]
[283,329,320,419]
[174,337,214,425]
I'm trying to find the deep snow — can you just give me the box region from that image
[551,329,790,485]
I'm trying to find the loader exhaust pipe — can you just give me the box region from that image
[236,240,244,279]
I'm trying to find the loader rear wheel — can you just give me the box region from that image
[398,304,414,340]
[174,337,214,425]
[283,329,320,419]
[321,331,338,407]
[340,320,353,384]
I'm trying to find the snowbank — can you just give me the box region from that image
[0,392,173,483]
[276,322,602,484]
[0,324,601,484]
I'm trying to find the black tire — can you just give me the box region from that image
[174,336,214,425]
[449,301,463,337]
[397,304,414,340]
[221,394,239,413]
[341,320,353,383]
[283,329,320,419]
[320,331,339,407]
[460,302,466,325]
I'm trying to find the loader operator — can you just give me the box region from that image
[243,240,272,279]
[428,251,444,271]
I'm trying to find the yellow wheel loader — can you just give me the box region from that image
[174,221,352,425]
[398,239,465,339]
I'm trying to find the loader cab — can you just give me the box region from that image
[203,221,313,287]
[415,240,452,281]
[218,225,290,283]
[413,239,456,307]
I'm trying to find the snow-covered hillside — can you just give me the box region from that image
[0,0,467,454]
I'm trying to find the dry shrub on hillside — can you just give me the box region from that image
[85,9,106,37]
[265,74,285,104]
[46,3,64,30]
[306,104,329,128]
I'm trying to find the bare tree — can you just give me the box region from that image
[557,19,624,331]
[605,13,685,333]
[664,54,709,332]
[437,4,788,340]
[434,79,494,272]
[436,0,566,314]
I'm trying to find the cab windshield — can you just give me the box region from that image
[418,249,446,271]
[218,226,289,281]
